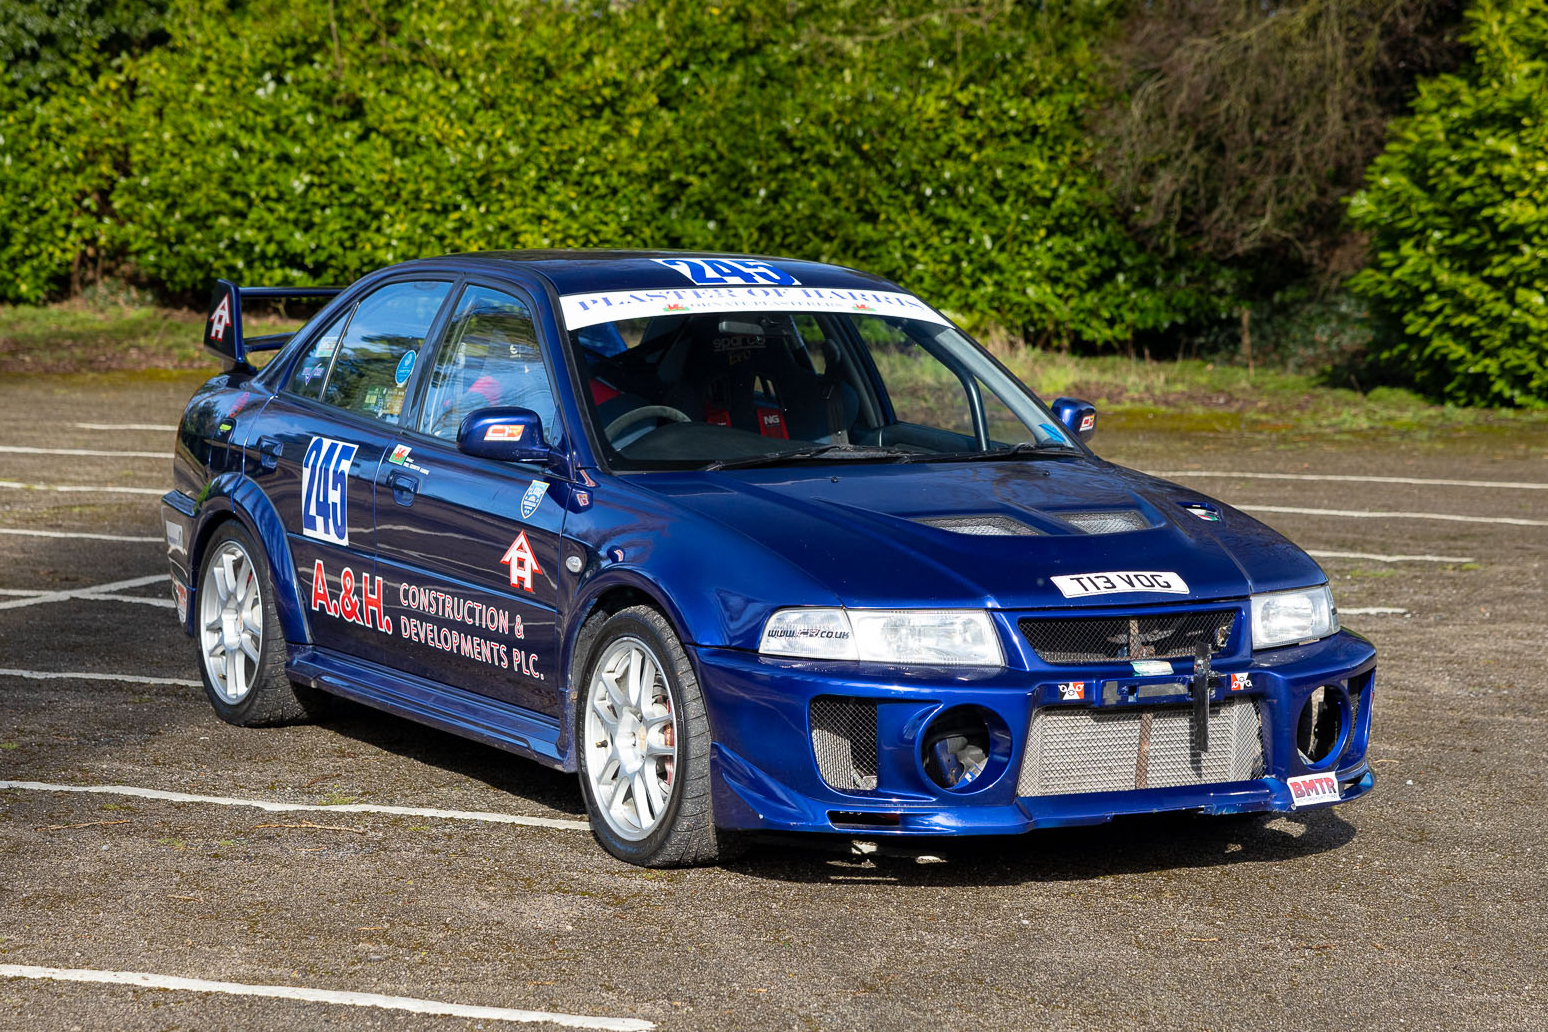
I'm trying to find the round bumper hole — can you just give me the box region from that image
[920,705,1010,792]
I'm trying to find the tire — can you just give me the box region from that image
[575,606,741,866]
[195,522,311,727]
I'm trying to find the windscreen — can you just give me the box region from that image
[562,295,1076,471]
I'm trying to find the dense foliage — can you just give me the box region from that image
[0,0,1223,344]
[1347,0,1548,407]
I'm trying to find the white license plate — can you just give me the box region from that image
[1051,571,1189,598]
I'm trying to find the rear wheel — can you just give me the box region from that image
[576,606,739,866]
[196,522,310,726]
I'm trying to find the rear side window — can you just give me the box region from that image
[419,286,557,441]
[286,308,352,400]
[318,280,453,423]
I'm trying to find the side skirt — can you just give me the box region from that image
[288,645,570,771]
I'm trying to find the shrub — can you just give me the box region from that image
[1347,0,1548,407]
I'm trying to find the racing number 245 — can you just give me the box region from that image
[301,436,358,546]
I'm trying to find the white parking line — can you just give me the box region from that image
[1340,607,1410,616]
[0,574,168,612]
[0,445,164,459]
[0,527,160,542]
[0,965,651,1030]
[0,480,165,496]
[1307,549,1475,564]
[0,781,592,831]
[74,422,177,432]
[0,669,199,688]
[1151,470,1548,491]
[1240,504,1548,528]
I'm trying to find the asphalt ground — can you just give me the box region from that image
[1,370,1545,1031]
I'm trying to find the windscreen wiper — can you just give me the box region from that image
[925,442,1079,463]
[704,443,919,471]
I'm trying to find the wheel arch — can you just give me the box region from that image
[189,475,311,645]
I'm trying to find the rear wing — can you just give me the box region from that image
[204,278,344,370]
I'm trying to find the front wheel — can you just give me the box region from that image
[576,606,738,866]
[195,522,311,726]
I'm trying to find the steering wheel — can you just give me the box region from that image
[605,405,692,442]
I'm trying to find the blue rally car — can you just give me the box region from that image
[163,251,1375,866]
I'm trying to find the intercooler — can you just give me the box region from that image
[1017,697,1265,797]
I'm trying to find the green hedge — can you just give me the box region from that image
[1347,0,1548,407]
[0,0,1223,345]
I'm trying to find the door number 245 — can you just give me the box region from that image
[301,436,358,546]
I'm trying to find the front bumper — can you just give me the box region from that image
[694,629,1376,836]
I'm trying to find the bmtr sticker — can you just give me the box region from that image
[1287,772,1340,807]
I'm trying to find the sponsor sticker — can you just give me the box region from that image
[1050,571,1190,598]
[172,580,188,623]
[1287,772,1341,808]
[1131,660,1174,676]
[520,480,549,520]
[208,293,233,342]
[1183,504,1222,522]
[394,350,416,386]
[1058,681,1086,701]
[1230,672,1253,691]
[485,423,524,442]
[388,443,429,475]
[559,285,949,331]
[1078,413,1095,433]
[300,436,358,546]
[653,257,799,287]
[164,520,185,555]
[500,530,544,593]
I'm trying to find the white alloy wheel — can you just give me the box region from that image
[583,635,679,841]
[199,539,264,704]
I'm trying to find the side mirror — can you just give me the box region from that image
[457,407,554,464]
[1050,397,1097,442]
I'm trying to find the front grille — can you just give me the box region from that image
[1059,510,1149,534]
[1017,698,1265,797]
[810,697,878,792]
[1019,610,1235,665]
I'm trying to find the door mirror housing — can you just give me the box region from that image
[1050,397,1097,442]
[457,407,554,464]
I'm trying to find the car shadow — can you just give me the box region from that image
[310,695,587,817]
[728,808,1360,886]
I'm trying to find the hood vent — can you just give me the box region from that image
[1058,509,1149,535]
[916,515,1040,537]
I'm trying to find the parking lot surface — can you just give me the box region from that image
[2,371,1545,1030]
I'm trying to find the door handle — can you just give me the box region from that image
[256,435,282,472]
[385,470,419,506]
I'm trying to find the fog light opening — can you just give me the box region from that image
[921,706,1007,791]
[1296,685,1349,766]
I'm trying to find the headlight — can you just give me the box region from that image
[1251,584,1339,649]
[759,608,1004,666]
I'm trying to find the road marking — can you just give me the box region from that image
[0,589,170,609]
[0,965,651,1030]
[0,781,592,831]
[1240,504,1548,528]
[74,422,178,432]
[0,669,199,688]
[1151,470,1548,491]
[0,574,169,612]
[0,480,165,496]
[0,528,160,542]
[1307,549,1475,564]
[1341,607,1410,616]
[0,445,164,459]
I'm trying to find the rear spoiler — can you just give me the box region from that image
[204,278,344,370]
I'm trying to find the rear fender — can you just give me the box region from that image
[189,473,310,644]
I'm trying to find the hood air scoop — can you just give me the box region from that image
[1057,509,1150,534]
[916,515,1040,537]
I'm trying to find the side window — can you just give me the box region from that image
[286,308,352,400]
[420,286,558,442]
[319,280,453,423]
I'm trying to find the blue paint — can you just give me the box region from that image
[167,250,1378,848]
